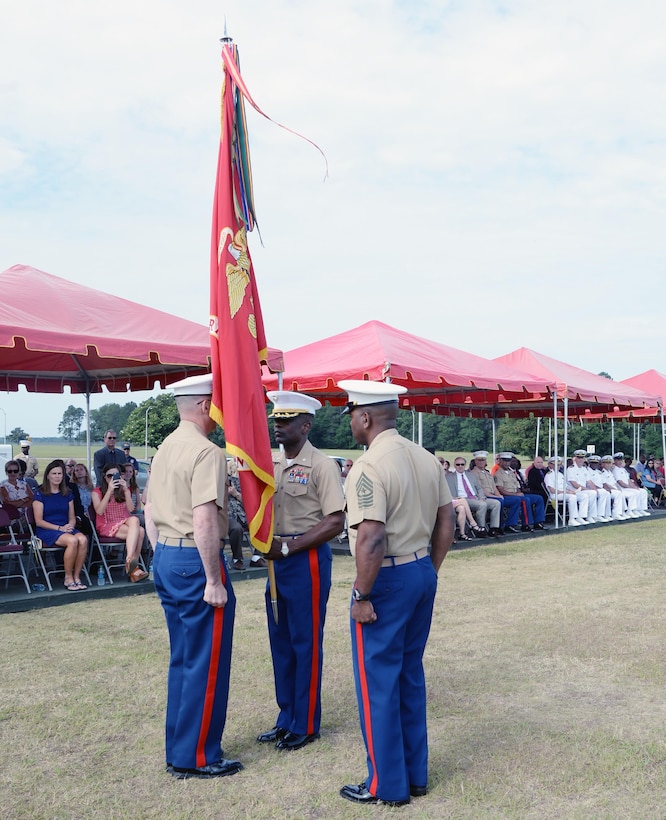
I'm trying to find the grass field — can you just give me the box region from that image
[1,521,664,818]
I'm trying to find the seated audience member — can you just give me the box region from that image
[72,463,94,513]
[654,458,666,485]
[624,456,641,486]
[585,455,612,521]
[446,457,489,537]
[451,495,479,541]
[600,456,635,518]
[490,454,501,476]
[526,456,549,504]
[32,460,88,591]
[437,457,451,472]
[63,458,92,537]
[612,453,649,516]
[92,466,148,582]
[469,450,514,534]
[122,463,142,513]
[639,457,662,501]
[17,461,39,492]
[544,457,584,525]
[633,454,647,482]
[1,459,34,519]
[565,450,598,523]
[494,452,546,531]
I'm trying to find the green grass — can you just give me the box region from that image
[1,521,665,817]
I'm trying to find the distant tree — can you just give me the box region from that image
[309,404,357,450]
[8,427,28,443]
[598,371,612,380]
[496,417,540,457]
[89,402,137,441]
[122,396,178,449]
[58,405,86,442]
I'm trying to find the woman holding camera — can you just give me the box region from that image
[92,467,148,582]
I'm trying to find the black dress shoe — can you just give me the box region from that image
[534,522,546,530]
[410,784,428,797]
[275,730,320,750]
[472,527,488,538]
[521,524,532,532]
[256,726,288,744]
[340,783,410,806]
[490,527,503,537]
[171,758,243,779]
[504,525,520,534]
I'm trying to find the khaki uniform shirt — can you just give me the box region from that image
[345,429,451,558]
[471,467,501,497]
[17,453,39,478]
[494,467,521,494]
[273,439,344,535]
[148,420,228,540]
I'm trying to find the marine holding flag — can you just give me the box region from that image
[258,391,345,751]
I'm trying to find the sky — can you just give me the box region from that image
[2,1,665,436]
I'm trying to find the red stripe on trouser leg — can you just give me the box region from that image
[355,620,379,796]
[307,549,321,736]
[195,561,226,767]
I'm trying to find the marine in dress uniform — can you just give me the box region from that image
[470,450,520,532]
[337,380,455,807]
[258,391,345,751]
[144,374,242,780]
[494,452,546,531]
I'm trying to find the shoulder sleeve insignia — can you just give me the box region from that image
[355,471,374,509]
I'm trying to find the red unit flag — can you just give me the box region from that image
[209,43,274,552]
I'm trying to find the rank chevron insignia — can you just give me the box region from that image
[355,472,374,508]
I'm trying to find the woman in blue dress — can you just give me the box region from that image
[33,460,88,591]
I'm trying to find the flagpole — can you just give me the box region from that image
[213,30,278,623]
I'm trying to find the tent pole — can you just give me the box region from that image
[535,417,541,459]
[611,419,615,453]
[553,391,558,529]
[418,412,423,446]
[85,391,91,472]
[635,423,639,461]
[563,395,569,527]
[491,418,496,463]
[661,405,665,462]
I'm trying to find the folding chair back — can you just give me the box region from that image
[0,508,31,593]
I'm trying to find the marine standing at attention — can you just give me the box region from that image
[144,374,242,780]
[337,380,454,807]
[257,391,345,751]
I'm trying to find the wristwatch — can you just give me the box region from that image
[280,541,290,557]
[352,587,371,602]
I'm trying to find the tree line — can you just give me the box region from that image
[57,400,663,458]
